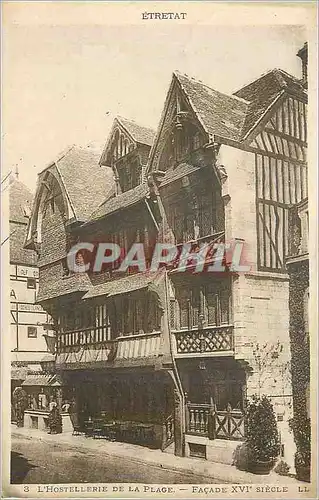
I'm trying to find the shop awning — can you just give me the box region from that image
[22,374,62,387]
[82,271,164,300]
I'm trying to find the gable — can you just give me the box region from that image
[147,75,209,173]
[100,120,138,167]
[234,69,307,143]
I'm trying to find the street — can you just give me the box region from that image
[11,435,213,484]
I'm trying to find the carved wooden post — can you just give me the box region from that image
[208,402,216,440]
[198,314,205,353]
[226,403,232,438]
[173,386,185,456]
[165,369,185,457]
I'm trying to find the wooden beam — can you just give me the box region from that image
[258,210,283,268]
[264,127,307,147]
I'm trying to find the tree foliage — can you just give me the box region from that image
[245,395,280,462]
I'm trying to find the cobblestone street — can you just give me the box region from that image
[10,427,301,486]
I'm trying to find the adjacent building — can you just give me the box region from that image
[24,46,308,464]
[9,177,54,408]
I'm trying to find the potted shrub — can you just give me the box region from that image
[290,416,311,482]
[245,395,280,474]
[48,405,62,434]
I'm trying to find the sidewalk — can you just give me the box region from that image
[12,425,300,485]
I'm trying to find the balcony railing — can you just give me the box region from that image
[186,403,245,441]
[187,403,210,436]
[57,325,111,350]
[162,414,175,450]
[56,327,161,366]
[172,325,234,356]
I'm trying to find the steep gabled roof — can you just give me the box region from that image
[99,116,155,167]
[148,67,306,171]
[233,68,307,140]
[52,145,114,222]
[117,116,155,146]
[25,145,115,249]
[174,71,249,142]
[9,179,33,224]
[9,179,37,265]
[10,222,37,265]
[89,183,149,222]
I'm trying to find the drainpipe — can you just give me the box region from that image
[163,269,186,457]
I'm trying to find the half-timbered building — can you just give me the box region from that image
[9,176,56,422]
[25,44,308,465]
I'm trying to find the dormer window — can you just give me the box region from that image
[117,158,141,192]
[108,128,135,165]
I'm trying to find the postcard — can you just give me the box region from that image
[1,1,317,498]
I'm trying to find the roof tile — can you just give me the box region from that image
[117,117,155,146]
[175,71,248,141]
[55,146,115,221]
[174,68,306,144]
[36,272,91,303]
[83,272,155,299]
[89,183,149,221]
[9,179,33,224]
[233,69,306,139]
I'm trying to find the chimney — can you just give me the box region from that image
[297,42,308,88]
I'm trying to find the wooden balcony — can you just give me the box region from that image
[186,402,244,441]
[55,327,162,368]
[172,325,234,357]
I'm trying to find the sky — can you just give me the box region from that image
[2,4,308,192]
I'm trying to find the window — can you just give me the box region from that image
[27,277,36,289]
[175,281,231,330]
[206,289,217,326]
[27,326,37,338]
[110,293,161,337]
[170,189,216,244]
[205,283,231,326]
[191,288,200,327]
[179,289,190,329]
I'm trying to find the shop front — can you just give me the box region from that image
[61,368,175,449]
